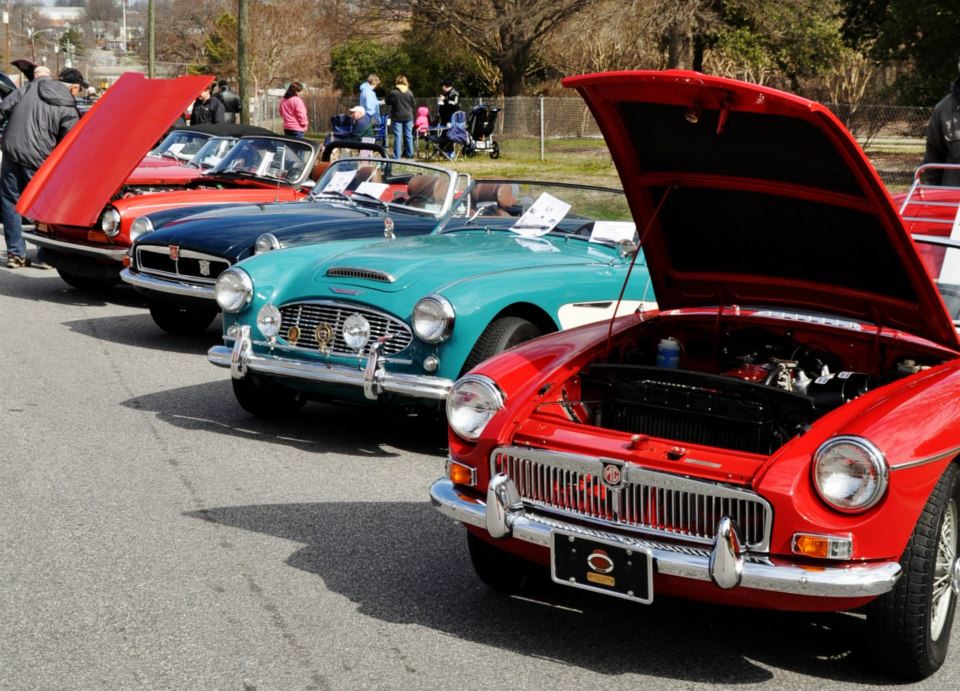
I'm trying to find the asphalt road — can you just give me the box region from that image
[1,260,958,690]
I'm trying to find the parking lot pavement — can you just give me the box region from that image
[0,262,957,689]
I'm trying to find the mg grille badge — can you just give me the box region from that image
[587,549,615,574]
[169,245,180,261]
[198,260,211,277]
[314,323,334,353]
[287,325,300,344]
[601,460,624,488]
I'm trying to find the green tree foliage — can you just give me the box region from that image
[330,38,397,95]
[840,0,960,105]
[202,12,237,75]
[58,27,84,58]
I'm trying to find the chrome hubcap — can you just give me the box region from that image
[931,499,957,640]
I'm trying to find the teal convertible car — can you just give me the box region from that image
[207,171,653,417]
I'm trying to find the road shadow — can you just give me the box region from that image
[123,381,447,457]
[63,312,222,355]
[188,501,908,685]
[0,264,146,308]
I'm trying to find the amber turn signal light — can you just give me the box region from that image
[446,459,476,486]
[791,533,852,560]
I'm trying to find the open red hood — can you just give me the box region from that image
[17,72,212,227]
[563,70,960,350]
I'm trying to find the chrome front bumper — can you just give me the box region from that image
[120,268,215,300]
[22,231,127,261]
[430,475,902,598]
[208,325,454,401]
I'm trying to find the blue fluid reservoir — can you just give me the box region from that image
[656,337,681,368]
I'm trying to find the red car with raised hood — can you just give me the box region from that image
[432,70,960,680]
[19,72,320,290]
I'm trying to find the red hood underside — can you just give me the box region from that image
[17,72,212,227]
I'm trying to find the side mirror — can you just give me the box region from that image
[469,201,498,222]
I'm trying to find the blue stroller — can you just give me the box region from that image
[420,110,472,161]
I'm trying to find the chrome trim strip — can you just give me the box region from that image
[209,333,453,400]
[22,232,127,260]
[120,268,216,299]
[891,448,960,472]
[430,477,901,598]
[137,245,225,262]
[247,337,413,365]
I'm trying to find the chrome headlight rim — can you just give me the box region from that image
[446,374,506,442]
[254,233,281,255]
[129,216,154,242]
[412,293,455,343]
[256,303,282,338]
[342,313,371,351]
[812,435,889,514]
[101,207,121,237]
[214,268,254,313]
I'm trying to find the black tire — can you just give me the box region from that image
[866,462,960,680]
[464,145,476,158]
[57,269,118,291]
[461,316,541,374]
[149,302,218,335]
[467,532,535,594]
[231,374,306,419]
[490,142,500,159]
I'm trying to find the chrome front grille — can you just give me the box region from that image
[326,267,395,283]
[278,300,412,357]
[492,446,772,550]
[136,246,230,284]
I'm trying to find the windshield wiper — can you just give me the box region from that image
[160,150,180,161]
[316,190,352,203]
[350,191,389,214]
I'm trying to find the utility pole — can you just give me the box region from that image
[121,0,127,53]
[237,0,249,124]
[147,0,154,78]
[3,10,9,73]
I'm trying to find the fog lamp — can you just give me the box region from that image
[446,459,477,486]
[342,313,371,351]
[256,303,282,338]
[423,355,439,372]
[792,533,853,560]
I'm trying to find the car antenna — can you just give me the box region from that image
[605,184,677,359]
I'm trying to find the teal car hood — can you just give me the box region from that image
[306,230,621,294]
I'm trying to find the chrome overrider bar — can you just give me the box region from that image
[120,268,215,300]
[23,231,128,261]
[430,475,903,598]
[208,325,454,401]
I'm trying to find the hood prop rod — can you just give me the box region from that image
[605,183,677,358]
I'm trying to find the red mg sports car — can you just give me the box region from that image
[432,71,960,679]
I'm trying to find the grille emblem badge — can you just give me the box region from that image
[198,260,211,276]
[314,323,334,353]
[287,326,300,344]
[587,549,615,574]
[168,245,179,261]
[601,460,624,488]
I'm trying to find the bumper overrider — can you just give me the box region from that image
[208,325,454,401]
[120,268,215,300]
[22,231,128,261]
[430,475,903,598]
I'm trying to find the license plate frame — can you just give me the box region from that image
[550,530,654,604]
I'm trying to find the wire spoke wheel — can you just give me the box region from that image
[932,498,958,640]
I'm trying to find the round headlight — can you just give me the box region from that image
[256,303,281,338]
[342,313,370,351]
[446,375,505,441]
[254,233,281,255]
[813,436,888,513]
[215,268,253,313]
[412,294,455,343]
[101,207,121,237]
[129,216,154,242]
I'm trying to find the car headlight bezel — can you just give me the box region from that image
[256,303,281,338]
[101,207,121,237]
[129,216,154,242]
[446,374,505,441]
[812,436,889,514]
[214,268,254,313]
[254,233,281,255]
[412,293,455,343]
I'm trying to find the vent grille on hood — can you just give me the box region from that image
[326,266,395,283]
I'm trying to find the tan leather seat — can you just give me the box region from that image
[405,174,449,207]
[469,183,516,216]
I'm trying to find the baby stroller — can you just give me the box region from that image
[464,104,501,159]
[420,110,472,161]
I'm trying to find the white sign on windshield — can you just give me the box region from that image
[167,143,186,155]
[355,181,389,199]
[510,192,571,238]
[589,221,637,245]
[323,170,357,194]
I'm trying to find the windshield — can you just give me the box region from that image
[916,236,960,325]
[439,180,635,246]
[310,158,458,217]
[210,137,314,183]
[151,130,212,161]
[191,137,238,168]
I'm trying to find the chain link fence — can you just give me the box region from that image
[253,93,931,187]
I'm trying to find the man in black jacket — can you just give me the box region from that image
[0,66,83,268]
[923,57,960,186]
[215,80,241,124]
[437,79,459,125]
[190,84,224,125]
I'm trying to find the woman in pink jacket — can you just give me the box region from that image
[279,82,308,138]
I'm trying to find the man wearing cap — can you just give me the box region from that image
[0,66,83,268]
[437,79,459,126]
[348,105,374,140]
[923,56,960,186]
